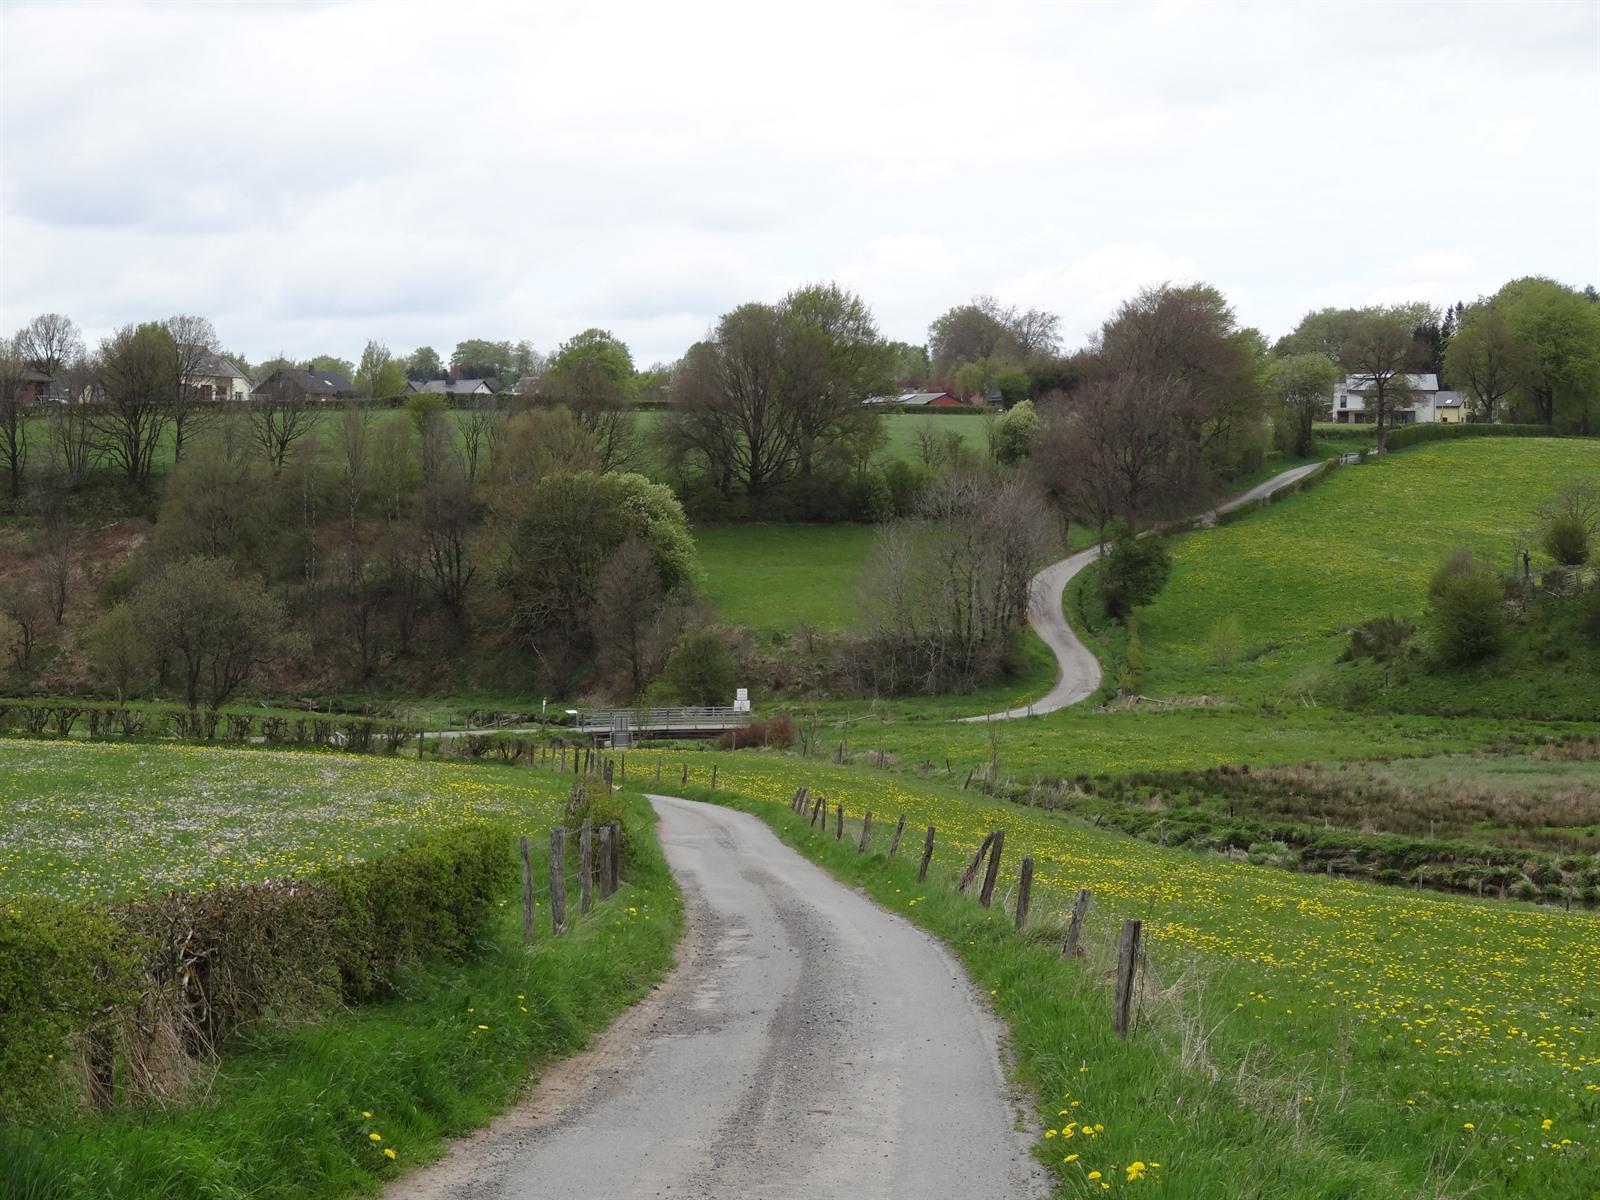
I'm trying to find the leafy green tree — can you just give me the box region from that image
[1267,353,1339,457]
[782,282,895,476]
[502,471,697,686]
[990,399,1038,465]
[658,629,736,706]
[406,345,443,382]
[886,341,930,384]
[450,338,514,383]
[1425,548,1504,666]
[1444,302,1526,422]
[82,604,153,701]
[1100,526,1171,621]
[1494,277,1600,430]
[995,365,1031,407]
[355,341,407,400]
[543,328,638,470]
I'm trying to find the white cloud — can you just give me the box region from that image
[1,0,1596,365]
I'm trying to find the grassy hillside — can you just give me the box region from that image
[1136,439,1600,706]
[683,754,1600,1198]
[695,523,878,632]
[0,739,571,900]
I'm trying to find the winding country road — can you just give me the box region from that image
[393,794,1048,1200]
[962,460,1327,723]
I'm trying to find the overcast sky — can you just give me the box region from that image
[2,0,1597,369]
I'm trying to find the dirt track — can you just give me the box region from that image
[390,794,1048,1200]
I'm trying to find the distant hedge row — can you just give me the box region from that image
[0,826,512,1121]
[0,699,415,753]
[1384,422,1591,451]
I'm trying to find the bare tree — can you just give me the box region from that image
[92,322,177,488]
[0,337,28,500]
[417,464,477,613]
[164,314,223,463]
[1339,307,1422,449]
[45,399,98,488]
[590,535,683,697]
[458,391,503,484]
[858,474,1054,693]
[0,578,50,674]
[36,519,74,624]
[250,380,320,470]
[14,313,84,383]
[336,403,372,531]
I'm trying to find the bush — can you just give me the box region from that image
[1340,615,1417,663]
[659,629,737,705]
[1542,512,1591,567]
[1425,550,1505,666]
[990,399,1039,465]
[717,713,796,750]
[1209,613,1243,668]
[1100,526,1171,620]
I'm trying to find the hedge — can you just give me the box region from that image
[0,826,512,1122]
[0,699,416,754]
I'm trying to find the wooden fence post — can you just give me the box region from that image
[548,828,567,935]
[604,760,614,789]
[1014,855,1033,930]
[1062,888,1092,959]
[711,763,718,790]
[681,762,688,787]
[620,752,625,782]
[957,831,997,893]
[1113,918,1142,1038]
[520,835,534,943]
[918,826,936,882]
[887,814,906,859]
[607,820,622,895]
[656,757,662,783]
[978,829,1005,908]
[579,820,594,914]
[597,824,613,898]
[858,810,873,853]
[835,802,844,840]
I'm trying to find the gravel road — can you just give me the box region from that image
[962,460,1327,723]
[390,794,1048,1200]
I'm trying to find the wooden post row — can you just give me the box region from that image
[1014,855,1033,930]
[548,827,567,935]
[918,826,936,883]
[520,835,534,943]
[887,814,906,860]
[1113,918,1142,1038]
[857,809,873,853]
[579,820,594,914]
[957,831,997,893]
[977,829,1005,909]
[1062,888,1092,959]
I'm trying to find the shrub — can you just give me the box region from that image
[1100,526,1171,620]
[1425,550,1506,666]
[1209,613,1243,668]
[990,399,1039,465]
[659,629,737,706]
[717,713,797,751]
[1542,512,1590,567]
[1340,615,1417,663]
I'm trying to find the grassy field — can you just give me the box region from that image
[0,739,572,901]
[679,754,1600,1198]
[1136,439,1600,706]
[694,523,879,632]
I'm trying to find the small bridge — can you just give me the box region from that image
[574,706,752,748]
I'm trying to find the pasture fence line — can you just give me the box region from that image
[781,786,1149,1041]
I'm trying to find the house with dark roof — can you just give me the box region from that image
[404,378,495,398]
[253,366,356,402]
[864,390,964,408]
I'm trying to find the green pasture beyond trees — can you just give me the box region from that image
[1136,438,1599,707]
[693,523,879,632]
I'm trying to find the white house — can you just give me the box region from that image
[185,350,252,402]
[1331,373,1467,425]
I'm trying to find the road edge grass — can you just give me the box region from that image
[0,791,682,1200]
[673,783,1484,1200]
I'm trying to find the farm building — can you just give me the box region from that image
[1331,373,1468,424]
[864,390,964,408]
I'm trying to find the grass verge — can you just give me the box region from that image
[0,791,681,1200]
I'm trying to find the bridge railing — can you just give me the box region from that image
[575,706,751,731]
